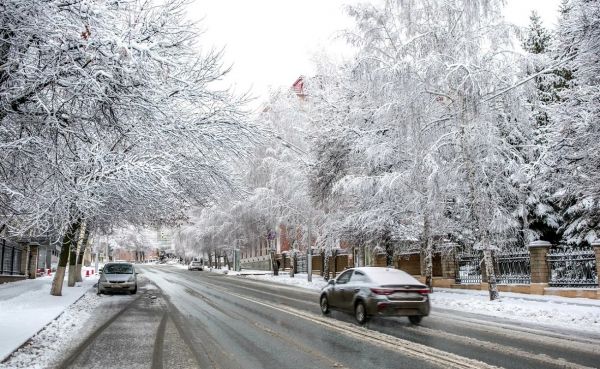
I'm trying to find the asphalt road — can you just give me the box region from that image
[57,266,600,369]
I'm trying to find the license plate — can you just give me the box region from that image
[390,292,420,299]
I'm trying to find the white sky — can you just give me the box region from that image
[188,0,560,111]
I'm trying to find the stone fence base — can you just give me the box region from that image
[0,275,27,284]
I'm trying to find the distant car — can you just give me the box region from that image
[319,267,430,325]
[188,261,203,271]
[97,262,138,295]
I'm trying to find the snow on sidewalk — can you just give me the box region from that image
[430,288,600,334]
[237,272,600,335]
[0,272,98,362]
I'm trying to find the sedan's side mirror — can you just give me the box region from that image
[99,270,103,274]
[328,279,336,286]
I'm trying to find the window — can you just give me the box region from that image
[336,270,353,284]
[104,264,133,274]
[350,270,369,283]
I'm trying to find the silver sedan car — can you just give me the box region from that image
[97,262,138,295]
[319,267,430,324]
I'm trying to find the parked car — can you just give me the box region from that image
[319,267,430,324]
[188,261,204,271]
[97,262,138,295]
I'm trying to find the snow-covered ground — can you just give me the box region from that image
[0,270,99,365]
[236,271,600,334]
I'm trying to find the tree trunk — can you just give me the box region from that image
[75,225,90,282]
[51,219,81,296]
[422,214,433,290]
[289,252,295,278]
[483,249,499,300]
[323,251,329,281]
[333,250,338,279]
[67,238,78,287]
[224,253,231,270]
[384,233,393,267]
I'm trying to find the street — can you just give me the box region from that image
[55,266,600,369]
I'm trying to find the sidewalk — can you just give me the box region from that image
[0,271,98,362]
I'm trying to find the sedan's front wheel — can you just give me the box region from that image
[320,295,330,315]
[354,301,368,325]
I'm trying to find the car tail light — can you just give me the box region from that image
[370,288,395,295]
[416,289,431,295]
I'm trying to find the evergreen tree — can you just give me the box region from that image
[519,11,562,246]
[547,0,600,246]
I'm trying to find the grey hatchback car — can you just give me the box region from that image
[319,267,430,324]
[97,262,138,295]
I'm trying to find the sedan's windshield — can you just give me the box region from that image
[104,264,133,274]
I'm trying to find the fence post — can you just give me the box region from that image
[528,240,551,294]
[592,242,600,289]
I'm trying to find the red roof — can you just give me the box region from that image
[292,76,305,96]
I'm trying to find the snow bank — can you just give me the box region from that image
[430,289,600,334]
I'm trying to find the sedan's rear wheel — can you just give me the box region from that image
[354,301,368,325]
[408,315,422,324]
[320,295,330,315]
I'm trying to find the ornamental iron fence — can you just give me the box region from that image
[455,249,531,285]
[455,251,482,284]
[548,247,597,288]
[495,250,531,284]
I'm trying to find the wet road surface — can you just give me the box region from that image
[57,266,600,369]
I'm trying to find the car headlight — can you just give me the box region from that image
[127,276,135,282]
[99,275,107,282]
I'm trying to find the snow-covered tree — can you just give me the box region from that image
[546,0,600,246]
[0,0,254,295]
[517,11,562,246]
[306,0,531,298]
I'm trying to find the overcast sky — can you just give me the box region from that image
[188,0,561,111]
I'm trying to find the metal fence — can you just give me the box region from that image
[548,247,598,288]
[455,250,531,285]
[495,250,531,284]
[296,255,307,274]
[1,239,24,276]
[455,251,482,284]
